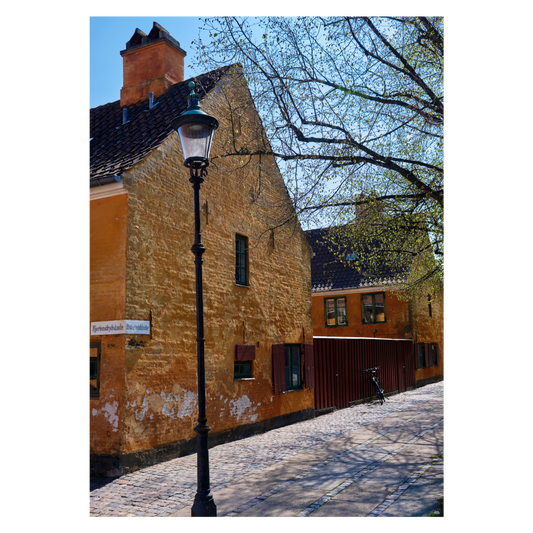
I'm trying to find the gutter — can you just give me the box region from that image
[90,174,122,188]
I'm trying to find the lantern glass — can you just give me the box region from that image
[170,81,219,169]
[178,122,214,167]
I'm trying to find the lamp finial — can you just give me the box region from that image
[187,81,200,110]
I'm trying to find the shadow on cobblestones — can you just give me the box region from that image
[90,478,114,492]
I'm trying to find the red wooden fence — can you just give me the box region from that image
[313,337,414,411]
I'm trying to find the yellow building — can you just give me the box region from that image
[90,22,314,477]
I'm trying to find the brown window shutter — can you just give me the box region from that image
[236,344,256,361]
[304,343,315,388]
[272,344,285,394]
[435,343,440,366]
[424,343,430,368]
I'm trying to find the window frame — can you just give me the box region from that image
[235,234,249,286]
[284,344,302,391]
[415,343,425,369]
[361,292,387,325]
[234,360,253,380]
[90,341,101,398]
[415,342,439,369]
[324,296,348,327]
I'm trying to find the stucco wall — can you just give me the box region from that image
[116,76,314,456]
[90,193,128,464]
[409,292,444,383]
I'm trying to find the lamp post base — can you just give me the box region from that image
[191,493,217,517]
[191,422,216,515]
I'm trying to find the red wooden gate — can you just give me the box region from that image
[313,337,414,411]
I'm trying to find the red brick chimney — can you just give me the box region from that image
[120,22,186,107]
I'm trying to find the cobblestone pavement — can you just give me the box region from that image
[90,382,443,517]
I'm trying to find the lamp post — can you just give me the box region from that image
[171,81,219,517]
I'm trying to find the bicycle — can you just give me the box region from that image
[363,367,386,405]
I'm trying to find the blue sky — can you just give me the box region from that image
[90,17,211,108]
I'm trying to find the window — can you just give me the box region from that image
[428,343,437,367]
[234,344,255,379]
[414,342,440,369]
[361,292,386,324]
[272,344,306,393]
[235,234,248,285]
[415,343,425,369]
[428,295,433,317]
[90,341,101,398]
[284,345,302,391]
[325,297,347,327]
[234,361,252,379]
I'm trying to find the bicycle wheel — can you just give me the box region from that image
[375,379,385,404]
[378,388,385,404]
[373,382,383,405]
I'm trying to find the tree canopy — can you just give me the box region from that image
[194,16,443,300]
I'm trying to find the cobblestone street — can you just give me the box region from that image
[90,381,443,517]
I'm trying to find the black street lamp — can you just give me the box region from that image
[171,81,219,517]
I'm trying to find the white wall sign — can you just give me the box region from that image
[91,320,150,336]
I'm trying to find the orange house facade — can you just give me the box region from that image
[312,288,412,339]
[306,228,443,388]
